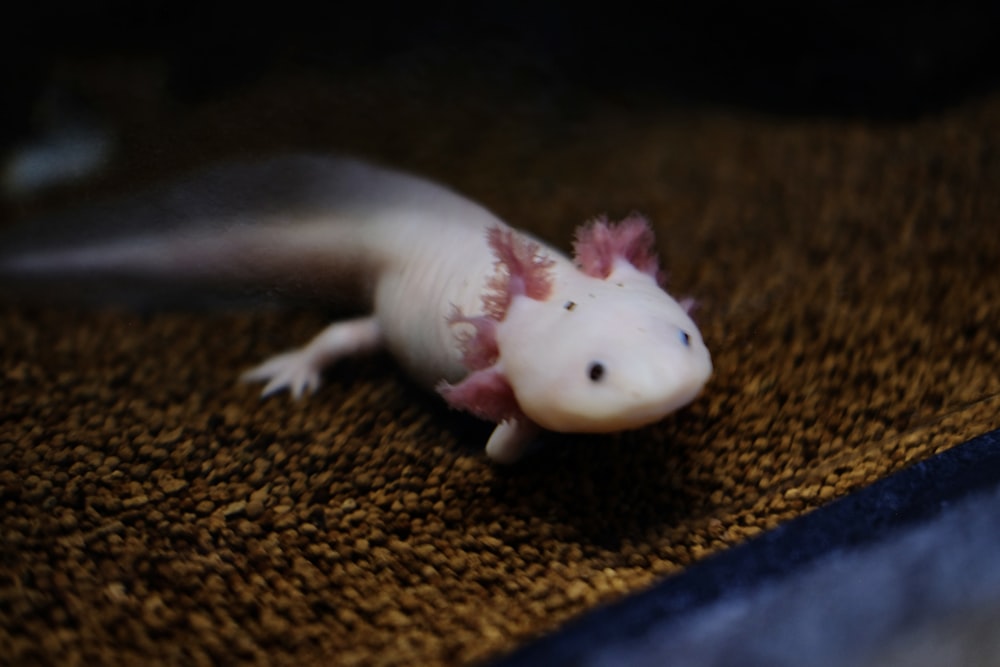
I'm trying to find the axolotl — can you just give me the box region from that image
[0,155,712,462]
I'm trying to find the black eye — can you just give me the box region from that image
[588,362,605,382]
[679,330,691,347]
[564,300,577,311]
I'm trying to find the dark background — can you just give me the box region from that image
[5,2,1000,153]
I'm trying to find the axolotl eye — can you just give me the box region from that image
[587,361,605,382]
[679,330,691,347]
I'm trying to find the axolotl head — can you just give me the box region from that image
[439,216,712,435]
[498,261,712,432]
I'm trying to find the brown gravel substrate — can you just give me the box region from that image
[2,57,999,666]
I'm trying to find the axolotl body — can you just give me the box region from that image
[0,156,712,462]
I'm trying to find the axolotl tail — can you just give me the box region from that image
[0,155,445,309]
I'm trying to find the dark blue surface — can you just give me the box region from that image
[492,428,1000,667]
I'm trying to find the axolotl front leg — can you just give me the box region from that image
[485,420,541,464]
[242,316,383,398]
[243,313,542,463]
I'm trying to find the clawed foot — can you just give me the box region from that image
[241,350,323,399]
[241,316,383,400]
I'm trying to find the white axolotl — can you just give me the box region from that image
[0,155,712,462]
